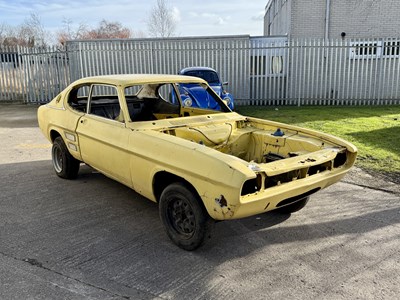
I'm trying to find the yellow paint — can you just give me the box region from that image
[38,74,357,221]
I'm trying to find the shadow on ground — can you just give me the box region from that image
[1,160,399,299]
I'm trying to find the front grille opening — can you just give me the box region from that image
[265,160,334,189]
[334,151,347,167]
[265,170,302,188]
[276,188,321,207]
[241,174,262,196]
[308,161,332,175]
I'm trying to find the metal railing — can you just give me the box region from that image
[1,36,400,105]
[0,45,69,103]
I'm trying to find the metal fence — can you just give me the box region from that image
[66,36,252,101]
[1,36,400,105]
[0,45,70,103]
[286,38,400,106]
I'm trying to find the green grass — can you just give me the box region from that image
[236,105,400,176]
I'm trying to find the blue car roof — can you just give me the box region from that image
[179,66,217,74]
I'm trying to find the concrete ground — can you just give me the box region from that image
[0,104,399,300]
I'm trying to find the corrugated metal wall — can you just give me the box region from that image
[67,36,251,102]
[1,36,400,105]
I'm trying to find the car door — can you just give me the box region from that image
[75,84,132,187]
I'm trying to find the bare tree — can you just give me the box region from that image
[57,19,132,45]
[0,23,9,46]
[84,19,132,39]
[0,23,5,41]
[56,18,88,45]
[0,13,47,47]
[0,24,17,47]
[0,24,32,47]
[19,12,47,47]
[147,0,177,38]
[134,30,147,39]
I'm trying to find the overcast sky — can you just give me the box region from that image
[0,0,267,39]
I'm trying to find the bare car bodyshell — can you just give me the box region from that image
[38,74,357,249]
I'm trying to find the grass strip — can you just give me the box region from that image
[236,105,400,177]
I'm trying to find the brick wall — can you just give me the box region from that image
[328,0,400,39]
[291,0,326,38]
[265,0,400,39]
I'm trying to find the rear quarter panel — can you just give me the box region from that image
[38,97,83,161]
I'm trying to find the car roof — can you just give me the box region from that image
[71,74,206,87]
[180,67,217,73]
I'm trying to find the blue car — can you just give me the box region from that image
[178,67,234,110]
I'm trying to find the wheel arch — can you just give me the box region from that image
[153,171,202,205]
[50,129,62,143]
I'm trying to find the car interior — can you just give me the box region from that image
[68,82,226,122]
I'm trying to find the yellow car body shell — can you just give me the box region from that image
[38,74,357,221]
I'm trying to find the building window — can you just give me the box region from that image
[350,41,382,59]
[383,40,400,57]
[271,56,283,74]
[250,56,266,76]
[350,40,400,58]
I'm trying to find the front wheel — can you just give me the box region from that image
[275,197,309,214]
[52,136,80,179]
[159,183,214,251]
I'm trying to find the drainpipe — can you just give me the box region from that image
[325,0,331,41]
[324,0,331,98]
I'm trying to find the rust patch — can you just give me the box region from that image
[215,195,228,207]
[214,195,234,218]
[300,158,317,163]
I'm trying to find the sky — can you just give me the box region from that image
[0,0,267,41]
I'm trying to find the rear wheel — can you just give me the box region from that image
[159,183,214,250]
[275,197,309,214]
[52,136,80,179]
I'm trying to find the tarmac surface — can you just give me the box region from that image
[0,104,399,299]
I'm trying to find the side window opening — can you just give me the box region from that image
[125,84,151,122]
[88,84,123,121]
[68,85,90,113]
[157,83,178,104]
[125,85,141,97]
[125,83,180,122]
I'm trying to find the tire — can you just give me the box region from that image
[52,136,80,179]
[159,183,214,251]
[275,197,309,214]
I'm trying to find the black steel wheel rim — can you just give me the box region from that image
[167,196,196,238]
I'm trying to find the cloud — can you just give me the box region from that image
[215,17,225,25]
[251,10,265,21]
[187,11,230,26]
[172,7,181,22]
